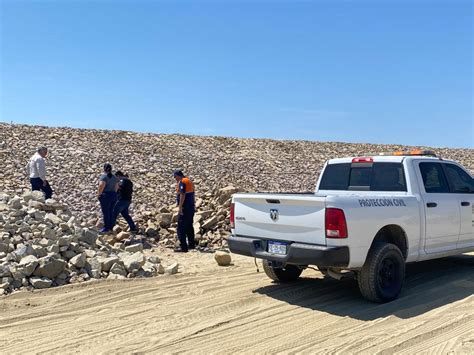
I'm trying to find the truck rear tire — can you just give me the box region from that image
[262,260,302,283]
[358,243,405,303]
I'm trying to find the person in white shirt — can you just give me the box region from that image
[28,147,53,199]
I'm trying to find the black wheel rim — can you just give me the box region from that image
[378,257,399,293]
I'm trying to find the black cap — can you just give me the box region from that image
[173,170,184,177]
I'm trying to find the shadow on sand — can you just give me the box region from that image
[253,254,474,320]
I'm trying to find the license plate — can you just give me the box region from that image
[268,241,287,255]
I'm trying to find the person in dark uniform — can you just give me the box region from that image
[111,171,137,233]
[97,163,118,233]
[174,170,196,252]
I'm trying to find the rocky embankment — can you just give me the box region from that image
[0,190,178,293]
[0,123,473,250]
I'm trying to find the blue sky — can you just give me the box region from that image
[0,0,472,148]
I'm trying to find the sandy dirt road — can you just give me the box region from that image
[1,252,473,354]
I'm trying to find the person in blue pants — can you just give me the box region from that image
[111,171,137,233]
[97,163,118,233]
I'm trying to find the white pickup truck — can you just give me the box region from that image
[228,150,474,302]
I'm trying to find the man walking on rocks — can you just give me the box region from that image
[111,171,138,233]
[28,146,53,199]
[173,170,196,252]
[98,163,118,233]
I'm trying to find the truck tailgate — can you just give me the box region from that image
[233,194,327,245]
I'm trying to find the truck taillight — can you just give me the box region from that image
[325,208,348,238]
[230,202,235,229]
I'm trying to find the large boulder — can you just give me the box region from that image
[87,257,103,278]
[13,245,35,260]
[78,228,97,246]
[165,262,179,275]
[18,255,39,276]
[33,256,67,279]
[109,262,127,277]
[23,191,45,203]
[121,252,145,273]
[214,251,232,266]
[69,253,86,268]
[7,196,22,210]
[29,276,52,289]
[101,256,120,272]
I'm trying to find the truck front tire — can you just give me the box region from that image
[262,260,302,283]
[358,243,405,303]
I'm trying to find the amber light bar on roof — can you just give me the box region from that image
[361,150,438,157]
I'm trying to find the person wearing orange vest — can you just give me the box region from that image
[173,170,196,252]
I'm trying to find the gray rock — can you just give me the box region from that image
[18,255,39,276]
[0,242,10,254]
[0,264,11,277]
[78,228,97,246]
[121,252,145,273]
[62,250,77,260]
[165,262,179,275]
[148,255,161,264]
[159,206,170,214]
[109,262,127,276]
[125,243,143,253]
[33,256,67,279]
[58,235,73,247]
[69,253,86,268]
[157,264,165,274]
[47,244,60,254]
[42,228,56,240]
[107,273,126,280]
[88,257,103,278]
[101,256,120,272]
[14,245,35,260]
[45,213,63,225]
[142,261,157,274]
[38,238,50,248]
[157,213,173,227]
[145,227,158,238]
[8,196,22,209]
[28,200,45,210]
[24,191,45,203]
[30,276,53,289]
[84,249,96,258]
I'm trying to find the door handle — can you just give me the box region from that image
[426,202,437,208]
[461,201,470,206]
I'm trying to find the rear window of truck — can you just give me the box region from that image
[319,162,407,191]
